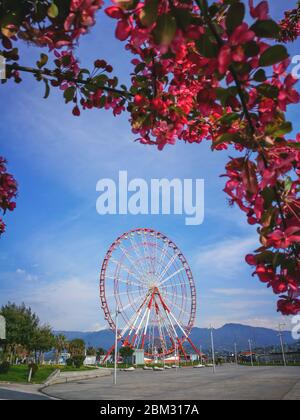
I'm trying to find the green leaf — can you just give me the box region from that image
[64,86,76,103]
[226,2,245,33]
[284,177,293,193]
[259,45,289,67]
[213,132,243,149]
[140,0,159,27]
[37,53,48,69]
[43,79,50,99]
[253,69,267,82]
[173,8,192,30]
[251,20,281,39]
[266,121,293,137]
[47,2,59,19]
[219,112,241,125]
[153,14,177,45]
[244,41,260,58]
[289,142,300,150]
[257,83,279,99]
[196,33,219,58]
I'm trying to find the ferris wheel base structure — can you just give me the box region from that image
[99,228,201,363]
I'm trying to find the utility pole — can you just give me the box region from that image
[210,325,216,373]
[248,339,254,367]
[278,323,287,367]
[114,307,121,385]
[200,345,203,366]
[234,343,238,366]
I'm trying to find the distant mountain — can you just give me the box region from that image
[55,323,298,352]
[189,324,296,352]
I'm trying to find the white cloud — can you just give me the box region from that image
[194,236,258,280]
[0,275,102,331]
[211,288,270,297]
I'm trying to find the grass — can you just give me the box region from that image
[0,364,97,384]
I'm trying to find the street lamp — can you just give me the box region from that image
[210,325,216,374]
[248,339,254,367]
[234,343,238,367]
[278,323,287,367]
[114,307,121,386]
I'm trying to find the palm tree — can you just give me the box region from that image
[54,334,67,365]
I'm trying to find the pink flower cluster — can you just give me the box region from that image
[0,158,17,236]
[23,0,104,50]
[106,0,300,315]
[280,6,300,43]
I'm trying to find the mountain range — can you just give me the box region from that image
[55,323,299,352]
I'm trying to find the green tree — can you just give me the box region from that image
[97,348,106,357]
[54,334,67,364]
[0,303,39,363]
[86,347,96,356]
[29,325,55,364]
[68,339,86,358]
[119,346,134,366]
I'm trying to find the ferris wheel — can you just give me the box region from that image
[100,228,199,361]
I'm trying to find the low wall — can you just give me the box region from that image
[43,368,112,386]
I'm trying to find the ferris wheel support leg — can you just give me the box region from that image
[160,293,201,358]
[177,338,189,362]
[102,343,116,364]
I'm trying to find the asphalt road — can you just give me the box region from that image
[0,386,53,400]
[42,365,300,400]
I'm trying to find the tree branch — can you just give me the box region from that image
[6,63,133,98]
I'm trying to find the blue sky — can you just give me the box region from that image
[0,1,299,331]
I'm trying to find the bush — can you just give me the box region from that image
[0,361,10,374]
[28,363,39,378]
[72,356,85,369]
[66,358,73,367]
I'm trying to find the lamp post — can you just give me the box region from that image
[234,343,238,366]
[278,323,287,367]
[114,307,121,385]
[248,339,254,367]
[210,325,216,374]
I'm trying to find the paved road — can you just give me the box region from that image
[43,365,300,400]
[0,385,53,400]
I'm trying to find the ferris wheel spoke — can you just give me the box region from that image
[161,282,189,290]
[129,237,151,280]
[106,275,142,288]
[162,295,190,317]
[157,253,178,283]
[141,240,153,277]
[158,267,186,287]
[133,306,149,348]
[105,289,142,298]
[158,307,176,352]
[156,310,168,354]
[119,295,146,316]
[161,291,191,301]
[121,294,149,339]
[156,242,169,277]
[119,245,149,285]
[110,258,144,284]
